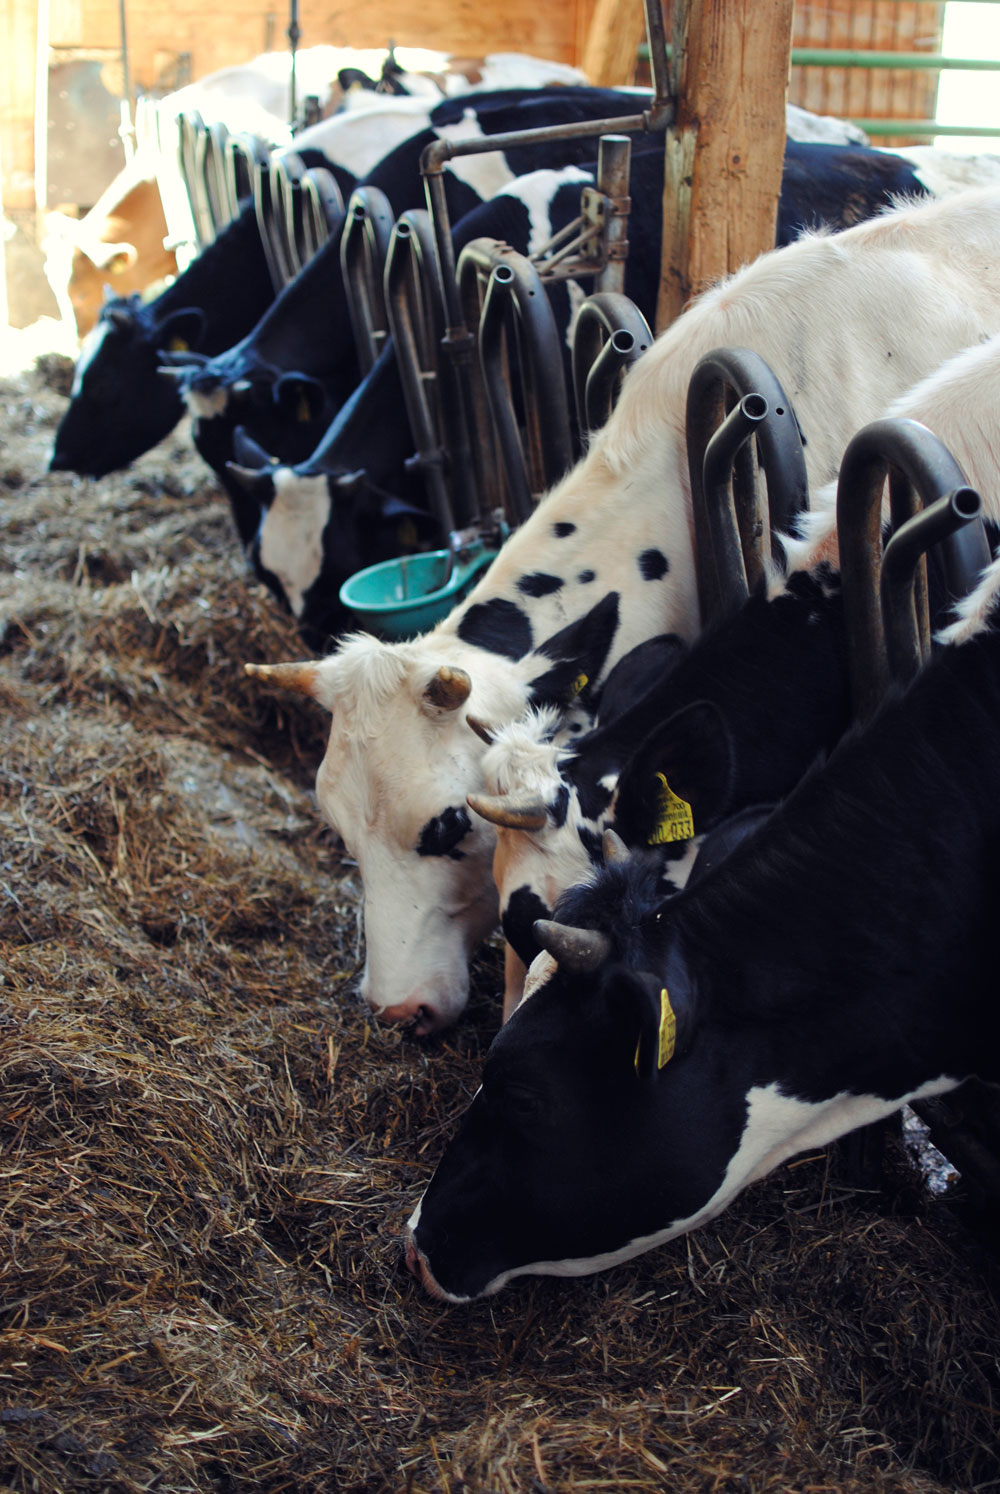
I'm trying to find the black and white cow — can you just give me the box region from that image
[171,87,672,475]
[232,135,994,644]
[246,189,1000,1035]
[405,578,1000,1300]
[472,331,1000,1011]
[48,205,273,478]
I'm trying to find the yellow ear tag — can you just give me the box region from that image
[634,986,677,1073]
[648,772,694,846]
[570,671,588,698]
[296,393,311,422]
[167,336,189,352]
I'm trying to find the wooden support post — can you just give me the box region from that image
[657,0,794,332]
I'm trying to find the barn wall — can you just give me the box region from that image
[788,1,946,146]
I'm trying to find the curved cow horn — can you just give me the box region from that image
[533,919,612,973]
[225,463,271,492]
[465,714,496,745]
[467,792,548,831]
[603,828,631,864]
[158,349,206,367]
[104,306,135,331]
[157,366,188,384]
[423,665,472,713]
[243,660,322,699]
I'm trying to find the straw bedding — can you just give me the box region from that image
[1,340,998,1492]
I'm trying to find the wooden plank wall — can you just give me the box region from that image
[1,0,596,215]
[789,1,945,145]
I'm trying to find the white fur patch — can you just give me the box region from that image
[463,1073,961,1298]
[257,470,331,616]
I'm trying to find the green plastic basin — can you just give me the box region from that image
[339,546,496,639]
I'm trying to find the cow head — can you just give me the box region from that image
[228,442,439,646]
[245,599,620,1028]
[407,813,822,1301]
[50,299,205,477]
[244,640,523,1031]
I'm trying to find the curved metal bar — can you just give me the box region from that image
[178,111,215,249]
[249,152,287,294]
[571,292,653,436]
[462,241,575,527]
[685,347,809,625]
[273,153,307,280]
[701,393,769,617]
[880,486,983,685]
[384,209,454,535]
[340,186,395,376]
[837,415,989,719]
[203,121,232,234]
[300,167,344,261]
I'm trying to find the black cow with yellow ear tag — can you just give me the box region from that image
[406,613,1000,1300]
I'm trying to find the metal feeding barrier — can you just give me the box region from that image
[835,416,1000,1207]
[572,293,653,439]
[340,188,396,376]
[685,346,810,625]
[338,0,674,638]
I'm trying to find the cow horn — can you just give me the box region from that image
[603,828,630,863]
[226,463,270,492]
[466,792,547,831]
[231,379,253,396]
[465,714,495,744]
[243,660,322,699]
[157,367,187,384]
[533,919,612,973]
[423,665,472,713]
[104,306,134,331]
[158,349,204,367]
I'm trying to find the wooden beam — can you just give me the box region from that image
[657,0,794,332]
[581,0,646,86]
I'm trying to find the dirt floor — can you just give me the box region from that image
[2,324,999,1493]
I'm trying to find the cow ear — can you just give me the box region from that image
[613,702,735,848]
[604,963,695,1082]
[274,374,325,424]
[527,592,620,709]
[686,804,774,888]
[157,307,205,354]
[593,633,688,729]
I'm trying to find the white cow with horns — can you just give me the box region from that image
[246,186,1000,1033]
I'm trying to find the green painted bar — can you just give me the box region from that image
[791,49,1000,69]
[851,120,1000,136]
[638,43,1000,71]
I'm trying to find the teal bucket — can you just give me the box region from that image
[339,544,497,639]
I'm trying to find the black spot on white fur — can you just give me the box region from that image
[639,548,669,581]
[517,572,564,598]
[416,806,472,859]
[458,599,533,659]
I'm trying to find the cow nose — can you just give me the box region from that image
[378,1000,438,1035]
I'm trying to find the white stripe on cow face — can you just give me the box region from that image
[454,1074,960,1300]
[71,319,113,397]
[256,469,331,618]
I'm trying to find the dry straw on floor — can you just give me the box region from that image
[1,349,998,1493]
